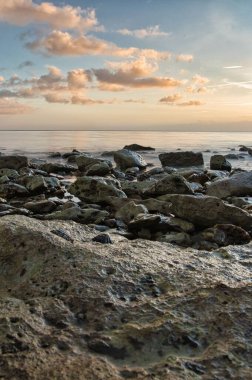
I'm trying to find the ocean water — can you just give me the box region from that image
[0,130,252,169]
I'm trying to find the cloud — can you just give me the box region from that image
[26,30,171,60]
[91,58,182,89]
[178,100,205,106]
[67,69,88,90]
[192,75,209,84]
[71,95,110,105]
[18,60,34,69]
[223,66,243,69]
[0,0,99,31]
[0,98,33,115]
[117,25,170,39]
[44,93,69,104]
[186,86,208,93]
[159,94,183,103]
[176,54,194,62]
[0,76,4,82]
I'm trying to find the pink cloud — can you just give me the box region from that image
[176,54,194,62]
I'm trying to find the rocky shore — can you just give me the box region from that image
[0,145,251,379]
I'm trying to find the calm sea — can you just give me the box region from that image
[0,131,252,169]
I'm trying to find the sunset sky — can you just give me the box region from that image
[0,0,252,130]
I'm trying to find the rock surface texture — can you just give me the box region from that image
[0,215,251,380]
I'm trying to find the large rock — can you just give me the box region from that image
[76,155,112,172]
[0,183,29,198]
[115,201,148,223]
[85,162,111,176]
[210,155,231,171]
[143,174,193,196]
[158,194,252,230]
[207,171,252,198]
[123,144,155,151]
[159,151,204,167]
[114,149,147,170]
[45,206,109,224]
[40,162,75,174]
[193,224,250,247]
[69,176,127,203]
[0,215,251,379]
[0,155,28,170]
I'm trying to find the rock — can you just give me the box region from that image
[158,194,252,230]
[159,151,204,167]
[0,215,251,379]
[0,175,9,184]
[194,224,250,247]
[114,149,147,170]
[115,201,148,223]
[45,206,109,224]
[0,155,28,170]
[48,152,61,158]
[85,162,111,176]
[225,154,239,160]
[0,183,29,198]
[69,176,127,203]
[76,155,112,172]
[25,176,48,193]
[92,233,113,244]
[40,162,75,174]
[121,180,154,197]
[23,200,57,214]
[157,231,191,246]
[125,167,140,175]
[123,144,155,151]
[138,167,165,181]
[0,168,19,179]
[239,145,250,152]
[210,155,231,172]
[207,171,252,199]
[143,174,193,197]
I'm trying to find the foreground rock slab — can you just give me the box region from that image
[0,215,251,380]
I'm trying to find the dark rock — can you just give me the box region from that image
[40,163,75,174]
[114,149,147,170]
[123,144,155,151]
[0,155,28,170]
[159,151,204,167]
[92,233,113,244]
[143,174,193,196]
[210,155,231,172]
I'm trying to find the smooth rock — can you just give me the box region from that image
[115,201,148,223]
[114,149,147,170]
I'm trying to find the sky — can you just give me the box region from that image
[0,0,252,131]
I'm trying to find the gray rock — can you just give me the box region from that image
[210,155,231,172]
[115,201,148,223]
[121,180,154,196]
[0,175,9,184]
[143,174,193,196]
[0,155,28,170]
[114,149,147,170]
[25,176,48,193]
[40,162,75,174]
[207,171,252,199]
[0,183,29,198]
[69,176,127,203]
[159,151,204,167]
[0,168,19,179]
[158,194,252,230]
[193,224,250,247]
[76,155,112,172]
[45,206,109,224]
[157,231,191,246]
[85,162,111,176]
[23,200,57,214]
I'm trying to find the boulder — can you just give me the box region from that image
[157,231,191,246]
[24,199,57,214]
[40,162,75,174]
[210,155,231,172]
[0,215,251,379]
[194,224,250,247]
[207,171,252,199]
[0,155,28,170]
[121,180,155,196]
[85,162,111,176]
[115,201,148,223]
[25,176,48,193]
[0,168,19,179]
[123,144,155,151]
[69,176,127,203]
[0,183,29,198]
[143,174,193,197]
[114,149,147,170]
[76,155,112,172]
[45,206,109,224]
[158,194,252,230]
[159,151,204,167]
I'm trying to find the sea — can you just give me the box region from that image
[0,131,252,170]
